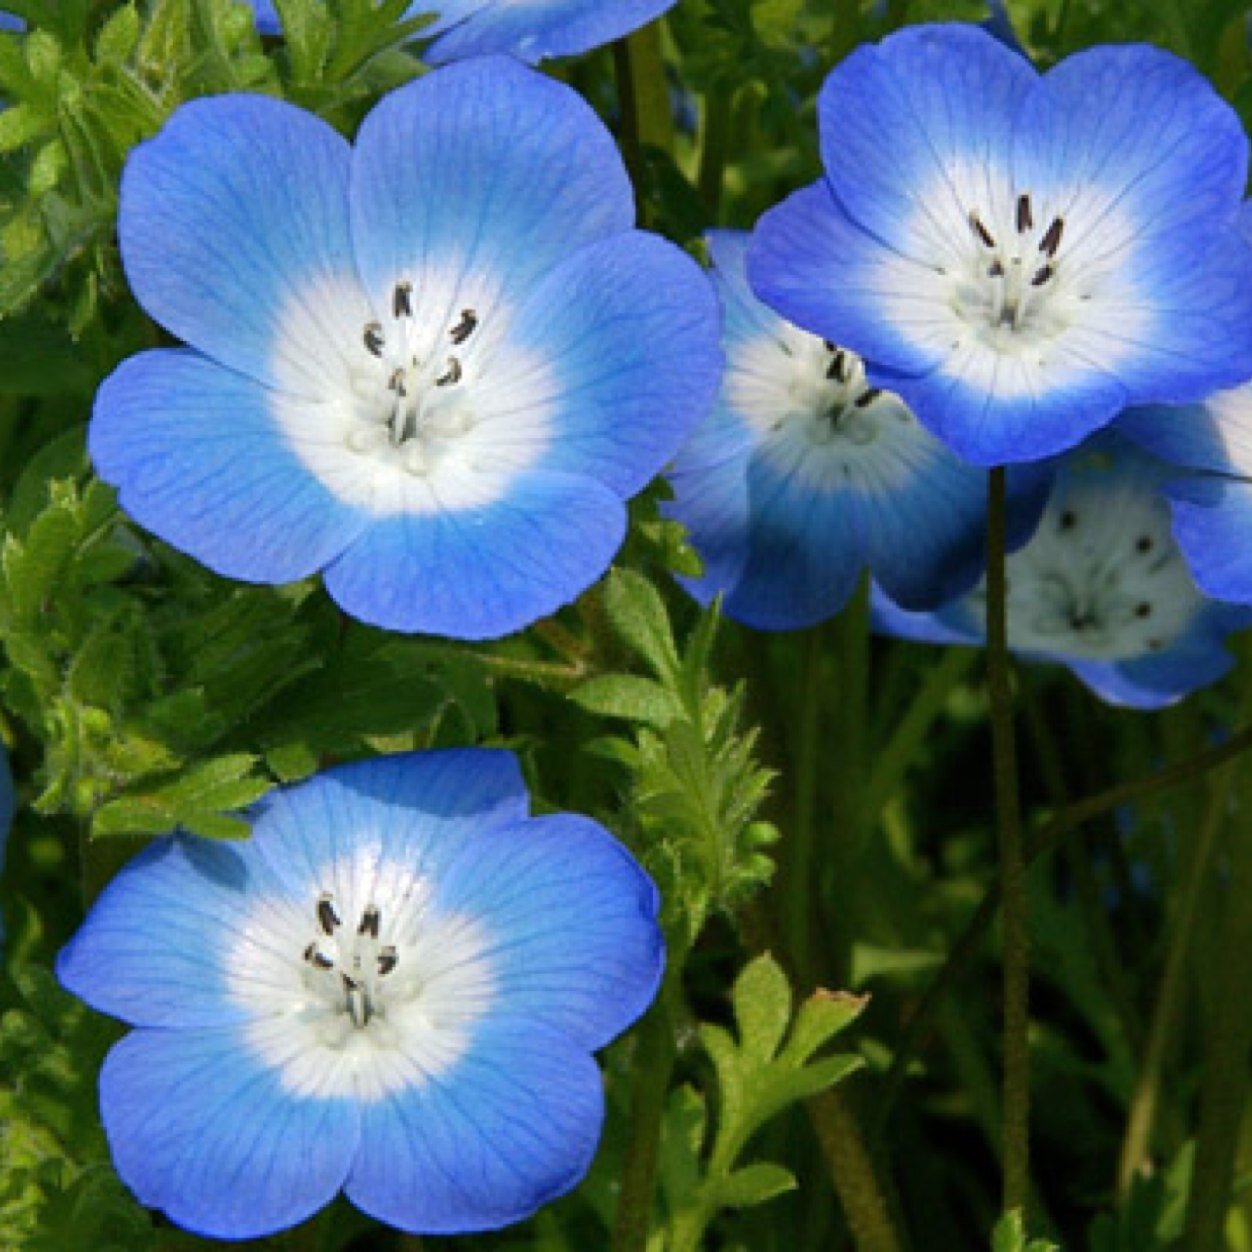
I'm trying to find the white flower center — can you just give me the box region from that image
[227,851,497,1101]
[345,281,483,478]
[983,469,1202,661]
[733,330,934,492]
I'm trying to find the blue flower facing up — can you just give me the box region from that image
[90,59,720,639]
[248,0,676,63]
[664,231,1049,630]
[749,24,1252,467]
[873,437,1252,708]
[57,750,664,1240]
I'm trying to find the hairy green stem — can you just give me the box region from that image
[808,1090,904,1252]
[878,718,1252,1130]
[986,467,1031,1214]
[1182,750,1252,1249]
[611,978,680,1252]
[612,19,673,221]
[697,85,733,217]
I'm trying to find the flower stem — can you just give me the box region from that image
[808,1090,904,1252]
[612,19,674,220]
[986,466,1031,1215]
[1182,748,1252,1250]
[611,974,680,1252]
[697,85,733,217]
[878,707,1252,1132]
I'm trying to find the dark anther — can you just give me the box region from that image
[823,340,837,354]
[317,894,340,936]
[854,387,881,408]
[826,350,848,383]
[1148,638,1163,651]
[1031,264,1054,287]
[388,368,407,397]
[969,211,996,250]
[309,948,334,971]
[1136,535,1154,553]
[1136,602,1152,618]
[341,972,360,994]
[1039,217,1064,258]
[988,259,1005,279]
[436,357,463,387]
[393,282,414,319]
[358,906,381,939]
[378,946,399,977]
[450,309,479,346]
[1016,193,1033,234]
[363,322,385,358]
[1059,510,1077,530]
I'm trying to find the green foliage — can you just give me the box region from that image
[0,966,156,1250]
[991,1210,1059,1252]
[573,568,778,944]
[659,955,865,1251]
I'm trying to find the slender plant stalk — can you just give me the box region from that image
[808,1090,905,1252]
[1116,723,1242,1196]
[612,19,674,221]
[697,85,733,218]
[878,717,1252,1129]
[1182,747,1252,1250]
[985,467,1031,1214]
[611,977,680,1252]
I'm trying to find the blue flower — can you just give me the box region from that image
[90,59,720,639]
[872,437,1252,708]
[749,23,1252,467]
[248,0,676,63]
[57,749,664,1240]
[664,231,1049,630]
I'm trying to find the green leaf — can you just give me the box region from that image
[569,674,682,727]
[603,567,681,681]
[709,1162,796,1209]
[992,1209,1060,1252]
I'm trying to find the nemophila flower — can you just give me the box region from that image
[57,750,663,1240]
[872,438,1252,708]
[664,231,1049,630]
[90,59,719,639]
[749,23,1252,467]
[248,0,676,63]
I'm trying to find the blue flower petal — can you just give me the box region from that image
[349,57,633,319]
[118,95,362,394]
[90,350,368,584]
[1068,633,1239,710]
[346,1019,602,1234]
[100,1028,359,1241]
[749,182,944,378]
[1162,474,1252,603]
[478,230,721,497]
[423,0,676,64]
[323,470,625,637]
[718,451,865,630]
[816,24,1032,265]
[57,837,291,1029]
[249,749,532,898]
[433,813,663,1050]
[1115,395,1240,474]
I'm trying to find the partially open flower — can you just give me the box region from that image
[873,437,1252,707]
